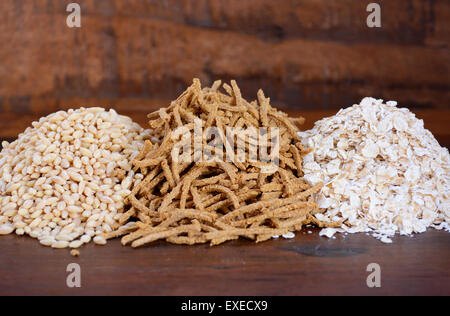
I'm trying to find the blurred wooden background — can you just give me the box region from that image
[0,0,449,144]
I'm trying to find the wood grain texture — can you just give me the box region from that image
[0,0,448,135]
[0,228,448,296]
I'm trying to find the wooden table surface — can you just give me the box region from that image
[0,109,449,296]
[0,228,448,296]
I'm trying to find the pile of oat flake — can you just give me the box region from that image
[300,97,450,243]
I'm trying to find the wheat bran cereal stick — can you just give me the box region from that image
[290,117,306,128]
[122,226,165,246]
[218,161,237,183]
[276,216,308,229]
[261,191,283,201]
[205,227,289,241]
[268,111,300,141]
[219,194,301,223]
[257,90,270,127]
[239,172,259,183]
[307,214,343,228]
[243,112,259,127]
[217,104,247,112]
[202,193,226,208]
[132,222,201,247]
[280,155,297,170]
[129,195,153,215]
[232,202,313,227]
[159,210,217,228]
[230,80,243,107]
[290,144,303,174]
[278,168,294,197]
[141,172,165,194]
[190,186,204,211]
[119,208,137,225]
[159,182,184,214]
[193,174,228,187]
[161,159,175,188]
[211,80,222,91]
[180,166,207,209]
[260,183,284,192]
[204,189,259,213]
[171,160,180,183]
[244,100,260,121]
[167,235,209,245]
[173,104,183,127]
[133,140,153,164]
[210,235,240,246]
[101,223,138,240]
[200,185,240,209]
[133,157,164,168]
[205,103,218,128]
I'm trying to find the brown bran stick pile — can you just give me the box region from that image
[113,79,334,247]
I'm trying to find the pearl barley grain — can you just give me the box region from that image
[93,236,107,245]
[0,224,14,235]
[0,108,150,249]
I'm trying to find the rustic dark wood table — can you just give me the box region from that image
[0,228,448,296]
[1,109,450,296]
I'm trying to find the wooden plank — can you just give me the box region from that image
[0,228,448,295]
[425,0,450,48]
[20,0,444,45]
[0,0,448,114]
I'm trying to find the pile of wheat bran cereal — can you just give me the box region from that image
[109,79,335,247]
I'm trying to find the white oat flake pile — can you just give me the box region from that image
[300,98,450,243]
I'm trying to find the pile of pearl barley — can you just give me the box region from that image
[0,108,150,249]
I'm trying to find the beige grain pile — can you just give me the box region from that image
[300,98,450,243]
[111,79,335,247]
[0,108,150,248]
